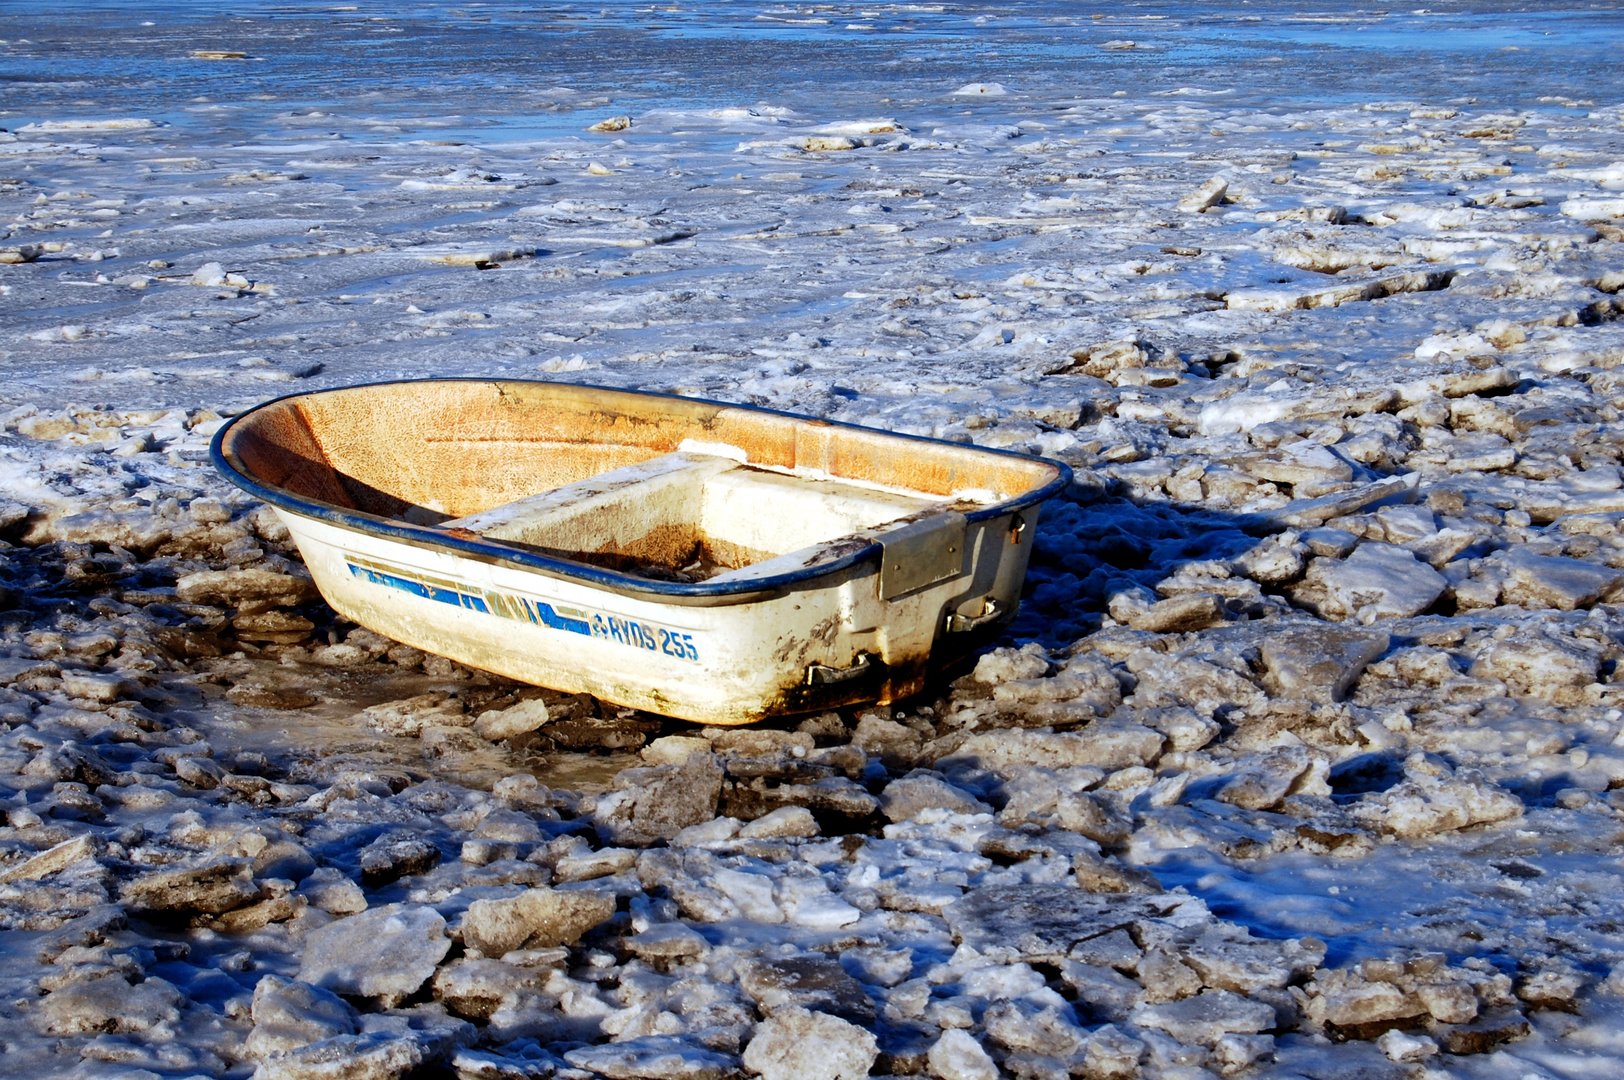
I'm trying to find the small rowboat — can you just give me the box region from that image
[212,380,1070,725]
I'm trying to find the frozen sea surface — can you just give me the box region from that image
[4,2,1624,1079]
[6,0,1624,129]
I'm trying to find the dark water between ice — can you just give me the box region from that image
[4,1,1622,143]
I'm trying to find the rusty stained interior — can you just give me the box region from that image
[222,381,1060,578]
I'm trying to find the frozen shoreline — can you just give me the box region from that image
[4,3,1624,1079]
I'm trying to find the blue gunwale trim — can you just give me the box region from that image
[210,377,1072,605]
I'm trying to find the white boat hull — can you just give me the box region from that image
[279,504,1041,724]
[213,379,1067,725]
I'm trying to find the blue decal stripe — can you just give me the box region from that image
[344,558,696,662]
[519,597,594,637]
[350,563,486,611]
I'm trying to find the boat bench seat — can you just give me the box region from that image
[441,451,741,551]
[440,449,942,576]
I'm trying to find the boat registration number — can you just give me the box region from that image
[344,555,701,664]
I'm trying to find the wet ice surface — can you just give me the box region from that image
[5,1,1624,1078]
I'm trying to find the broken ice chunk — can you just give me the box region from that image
[1259,624,1390,703]
[1177,177,1229,213]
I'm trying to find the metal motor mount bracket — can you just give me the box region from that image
[878,511,968,601]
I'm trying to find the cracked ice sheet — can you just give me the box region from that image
[4,2,1624,1079]
[1128,787,1624,1074]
